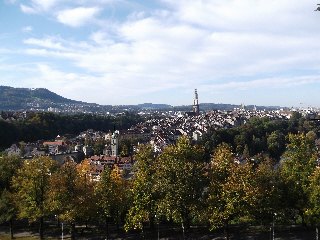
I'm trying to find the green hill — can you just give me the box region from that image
[0,86,82,110]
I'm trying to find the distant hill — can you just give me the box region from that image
[0,86,281,112]
[199,103,280,111]
[0,86,83,110]
[137,103,172,109]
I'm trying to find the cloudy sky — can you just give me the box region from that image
[1,0,320,107]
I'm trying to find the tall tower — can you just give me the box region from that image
[192,89,199,115]
[111,130,119,156]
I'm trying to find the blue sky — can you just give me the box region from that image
[1,0,320,107]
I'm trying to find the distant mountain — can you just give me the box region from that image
[0,86,281,112]
[0,86,83,110]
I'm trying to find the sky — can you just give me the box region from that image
[1,0,320,107]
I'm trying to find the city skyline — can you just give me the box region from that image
[1,1,320,107]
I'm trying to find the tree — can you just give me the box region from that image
[42,144,49,154]
[306,130,317,142]
[48,159,78,240]
[305,166,320,239]
[120,144,129,157]
[95,164,130,235]
[156,136,205,239]
[48,158,96,240]
[243,144,250,157]
[0,190,17,239]
[205,143,259,239]
[267,130,286,159]
[121,168,129,177]
[108,165,130,231]
[76,159,97,227]
[12,156,59,240]
[119,138,137,156]
[125,144,158,234]
[94,140,106,155]
[234,134,246,154]
[95,167,113,239]
[280,133,317,225]
[0,155,23,239]
[250,158,281,225]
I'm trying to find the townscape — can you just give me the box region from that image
[3,89,316,179]
[2,1,320,239]
[2,89,320,240]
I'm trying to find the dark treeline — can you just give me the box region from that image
[200,112,320,161]
[0,111,147,151]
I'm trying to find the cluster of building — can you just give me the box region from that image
[4,89,319,180]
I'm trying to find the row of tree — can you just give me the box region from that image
[1,134,320,239]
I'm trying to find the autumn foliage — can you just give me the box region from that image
[1,133,320,239]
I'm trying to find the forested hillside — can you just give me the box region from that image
[0,112,146,151]
[0,86,82,110]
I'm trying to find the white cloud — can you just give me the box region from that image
[20,4,37,14]
[20,0,61,14]
[56,7,101,27]
[22,26,33,33]
[13,0,320,105]
[201,76,320,92]
[24,37,67,50]
[32,0,59,11]
[90,31,114,45]
[22,5,320,99]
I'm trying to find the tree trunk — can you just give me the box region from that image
[182,221,186,240]
[224,220,229,240]
[300,211,307,229]
[39,217,44,240]
[105,217,109,240]
[316,226,319,240]
[186,218,190,231]
[9,219,13,240]
[57,214,60,227]
[71,223,76,240]
[142,222,145,240]
[149,215,154,230]
[270,226,272,240]
[116,210,119,231]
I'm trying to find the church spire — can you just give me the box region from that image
[192,89,199,115]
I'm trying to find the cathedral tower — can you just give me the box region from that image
[192,89,199,115]
[111,130,119,156]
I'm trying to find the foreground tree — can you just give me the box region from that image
[12,156,59,240]
[156,136,205,239]
[305,167,320,239]
[48,158,96,240]
[109,165,130,231]
[205,143,259,240]
[95,167,113,239]
[0,155,24,239]
[251,158,281,225]
[280,133,317,225]
[125,144,158,234]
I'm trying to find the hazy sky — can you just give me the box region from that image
[1,0,320,107]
